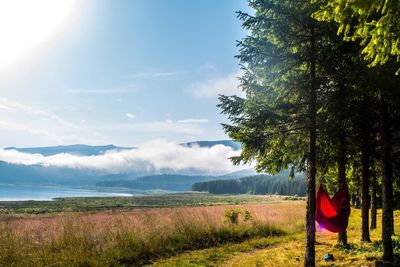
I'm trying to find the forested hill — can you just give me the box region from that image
[192,172,306,196]
[96,174,235,191]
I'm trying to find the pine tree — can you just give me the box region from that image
[219,1,334,265]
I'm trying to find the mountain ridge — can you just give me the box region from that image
[4,144,134,156]
[3,140,240,156]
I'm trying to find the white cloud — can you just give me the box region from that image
[192,70,244,98]
[0,140,246,175]
[177,118,208,124]
[126,113,136,119]
[129,71,182,80]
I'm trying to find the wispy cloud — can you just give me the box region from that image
[177,118,208,124]
[129,71,182,80]
[64,84,135,95]
[0,97,213,146]
[0,98,79,130]
[0,98,106,145]
[192,70,244,98]
[106,119,206,136]
[0,140,246,175]
[126,113,136,119]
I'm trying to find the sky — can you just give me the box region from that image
[0,0,250,148]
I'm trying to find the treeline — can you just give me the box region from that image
[97,174,219,191]
[192,173,306,196]
[222,0,400,264]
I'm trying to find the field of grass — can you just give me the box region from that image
[157,208,400,266]
[0,193,284,214]
[0,197,304,266]
[0,193,398,266]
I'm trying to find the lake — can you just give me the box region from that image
[0,184,134,201]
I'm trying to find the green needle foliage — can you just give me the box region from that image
[313,0,400,69]
[219,0,318,174]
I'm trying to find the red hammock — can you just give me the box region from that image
[315,183,350,233]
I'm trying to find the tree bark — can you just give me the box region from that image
[304,23,316,267]
[391,201,395,235]
[370,171,377,230]
[337,132,348,245]
[361,122,371,242]
[380,96,393,262]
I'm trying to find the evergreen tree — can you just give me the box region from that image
[219,1,336,265]
[224,0,400,264]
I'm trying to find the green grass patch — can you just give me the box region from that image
[111,222,284,266]
[152,234,300,267]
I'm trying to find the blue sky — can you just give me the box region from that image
[0,0,249,147]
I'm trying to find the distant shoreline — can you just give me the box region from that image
[0,184,136,202]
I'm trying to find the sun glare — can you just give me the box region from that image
[0,0,77,72]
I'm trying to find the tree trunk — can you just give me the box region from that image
[304,23,316,267]
[337,132,348,245]
[380,96,393,262]
[391,202,395,235]
[390,193,395,235]
[370,171,377,230]
[361,125,371,242]
[351,194,356,207]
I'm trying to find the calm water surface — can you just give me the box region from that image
[0,184,133,201]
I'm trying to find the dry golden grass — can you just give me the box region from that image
[8,199,392,267]
[0,201,303,266]
[0,202,304,239]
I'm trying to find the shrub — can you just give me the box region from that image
[243,210,252,221]
[224,208,241,224]
[224,209,253,224]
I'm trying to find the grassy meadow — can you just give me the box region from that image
[0,193,398,266]
[157,207,400,267]
[0,194,302,266]
[0,193,285,214]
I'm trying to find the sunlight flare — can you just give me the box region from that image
[0,0,77,72]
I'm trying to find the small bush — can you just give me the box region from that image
[224,209,253,224]
[243,210,252,221]
[224,209,241,224]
